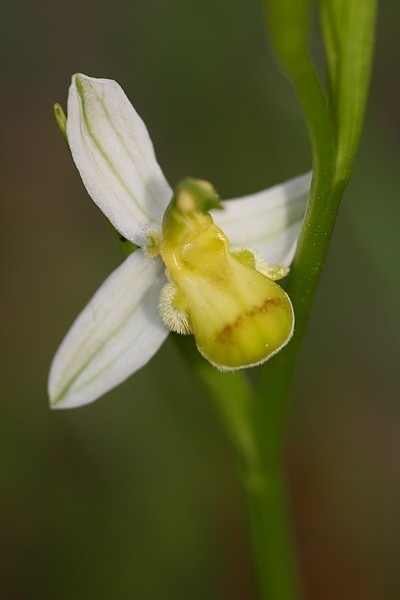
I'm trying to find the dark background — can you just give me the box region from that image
[1,1,399,598]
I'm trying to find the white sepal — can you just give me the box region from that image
[212,172,311,266]
[67,74,172,246]
[48,251,168,409]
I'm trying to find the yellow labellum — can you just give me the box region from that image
[160,179,294,370]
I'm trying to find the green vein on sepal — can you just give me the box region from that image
[75,75,156,222]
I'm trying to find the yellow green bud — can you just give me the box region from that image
[160,178,294,370]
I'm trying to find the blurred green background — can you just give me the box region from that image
[1,0,399,598]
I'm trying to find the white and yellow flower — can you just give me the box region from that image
[48,74,310,409]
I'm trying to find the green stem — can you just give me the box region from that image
[248,5,339,597]
[257,0,377,416]
[243,462,300,600]
[174,336,301,600]
[250,1,376,596]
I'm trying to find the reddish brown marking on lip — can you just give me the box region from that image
[217,297,288,344]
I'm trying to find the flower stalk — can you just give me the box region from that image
[244,1,377,598]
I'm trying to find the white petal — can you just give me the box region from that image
[48,251,169,409]
[212,172,311,266]
[67,74,172,246]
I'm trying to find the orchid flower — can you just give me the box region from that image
[48,74,311,409]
